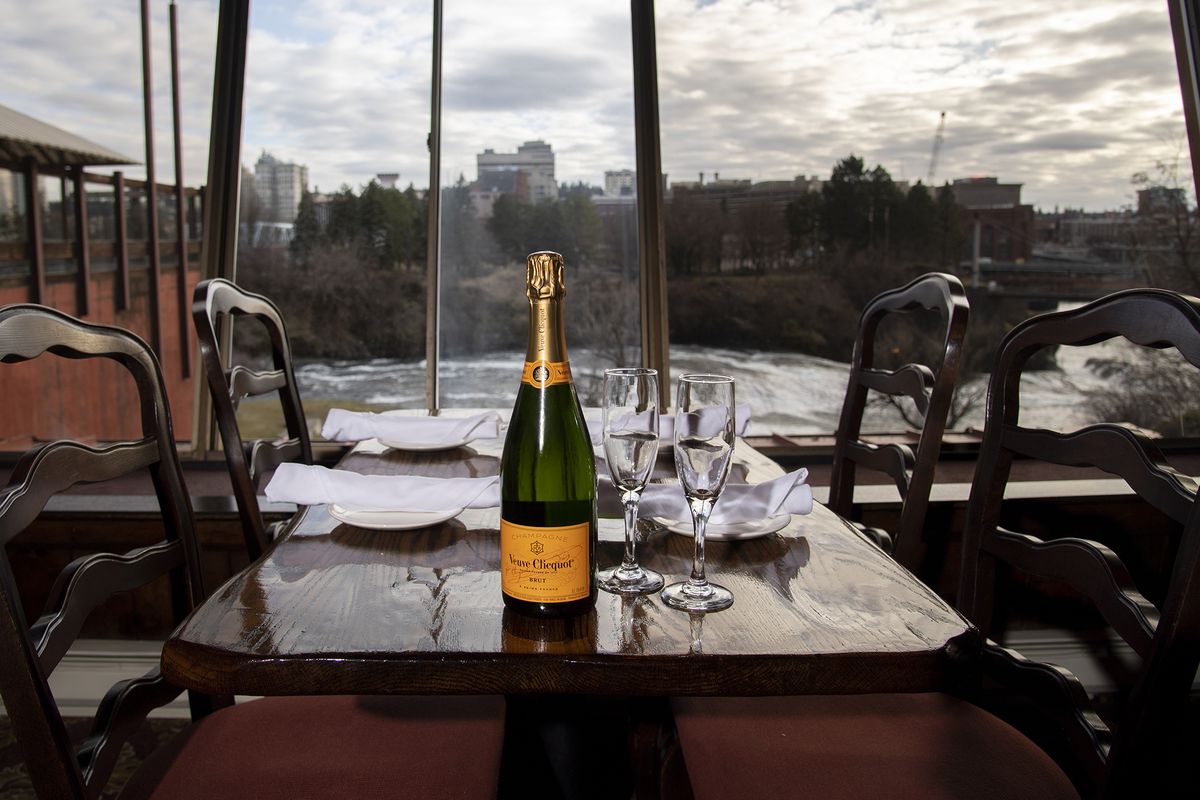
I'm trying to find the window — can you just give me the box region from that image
[235,0,433,440]
[436,0,641,410]
[655,0,1191,436]
[0,1,216,447]
[3,0,1199,450]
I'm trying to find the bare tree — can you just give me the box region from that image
[1129,148,1200,293]
[1085,348,1200,437]
[568,272,639,405]
[870,383,984,431]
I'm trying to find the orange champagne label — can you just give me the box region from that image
[521,360,572,388]
[500,519,590,603]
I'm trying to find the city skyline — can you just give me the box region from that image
[0,0,1191,212]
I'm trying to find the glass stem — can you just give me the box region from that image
[621,490,641,571]
[688,496,713,585]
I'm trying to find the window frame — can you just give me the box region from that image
[188,0,1200,457]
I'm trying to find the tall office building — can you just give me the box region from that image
[604,169,635,196]
[476,140,557,203]
[253,151,308,222]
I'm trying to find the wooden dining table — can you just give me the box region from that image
[161,432,977,698]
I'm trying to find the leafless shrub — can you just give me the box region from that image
[868,382,984,432]
[1085,348,1200,437]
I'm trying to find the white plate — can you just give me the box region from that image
[378,436,474,452]
[664,513,791,541]
[329,505,464,530]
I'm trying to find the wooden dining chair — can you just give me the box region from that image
[192,277,313,560]
[670,288,1200,799]
[0,304,505,799]
[828,271,969,570]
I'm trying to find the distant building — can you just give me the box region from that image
[310,191,334,228]
[376,173,400,190]
[950,177,1034,262]
[605,169,636,196]
[470,170,528,218]
[254,151,308,223]
[1056,211,1136,247]
[251,221,295,248]
[950,176,1023,208]
[1137,185,1187,216]
[475,140,557,207]
[667,173,820,217]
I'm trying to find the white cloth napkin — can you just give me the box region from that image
[265,463,500,511]
[588,404,752,445]
[322,410,501,446]
[638,468,812,524]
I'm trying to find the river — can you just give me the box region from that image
[294,336,1122,436]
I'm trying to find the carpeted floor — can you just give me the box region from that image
[0,716,187,799]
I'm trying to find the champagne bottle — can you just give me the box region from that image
[500,251,598,617]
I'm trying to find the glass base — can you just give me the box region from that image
[661,579,734,612]
[599,564,665,595]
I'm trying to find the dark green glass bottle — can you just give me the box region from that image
[500,251,598,618]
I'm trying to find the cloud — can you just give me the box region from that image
[0,1,218,185]
[444,51,610,112]
[991,131,1110,154]
[652,0,1188,208]
[0,0,1188,210]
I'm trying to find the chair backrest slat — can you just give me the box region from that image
[959,288,1200,797]
[0,578,85,798]
[30,542,186,672]
[830,272,970,570]
[982,644,1112,779]
[0,304,209,800]
[228,365,287,401]
[193,279,313,560]
[76,666,182,790]
[0,440,158,548]
[247,438,305,490]
[1005,425,1197,524]
[986,529,1158,657]
[858,364,935,415]
[843,441,912,500]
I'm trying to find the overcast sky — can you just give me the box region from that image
[1,0,1190,211]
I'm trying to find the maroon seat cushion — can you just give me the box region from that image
[673,693,1080,800]
[120,695,505,800]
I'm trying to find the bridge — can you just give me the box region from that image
[969,258,1143,302]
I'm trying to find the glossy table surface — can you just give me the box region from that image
[162,435,977,696]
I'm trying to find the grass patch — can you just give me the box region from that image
[234,396,399,441]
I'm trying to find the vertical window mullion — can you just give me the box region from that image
[425,0,444,414]
[631,0,671,408]
[192,0,250,455]
[1168,0,1200,208]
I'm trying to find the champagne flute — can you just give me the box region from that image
[599,368,665,595]
[661,374,735,613]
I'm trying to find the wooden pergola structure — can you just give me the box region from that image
[0,102,201,361]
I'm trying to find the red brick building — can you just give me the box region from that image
[950,177,1035,263]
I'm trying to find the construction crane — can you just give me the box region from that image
[927,111,946,185]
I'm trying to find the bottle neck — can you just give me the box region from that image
[526,298,569,364]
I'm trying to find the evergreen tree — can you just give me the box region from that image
[488,194,529,263]
[934,182,965,269]
[784,192,822,267]
[894,181,937,262]
[440,174,485,276]
[289,190,323,267]
[821,155,902,254]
